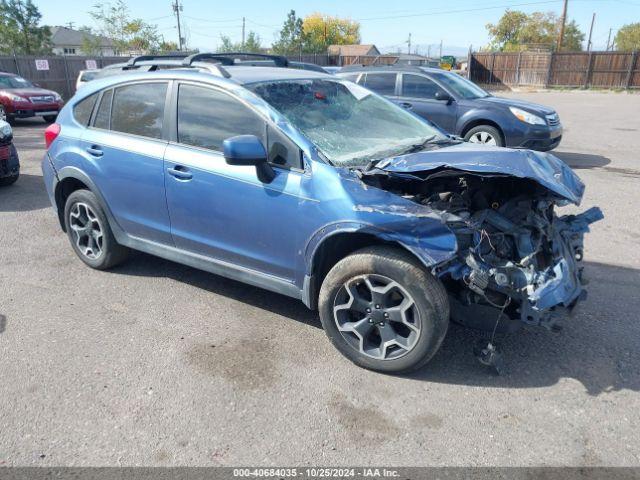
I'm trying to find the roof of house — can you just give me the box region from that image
[327,44,380,56]
[50,26,114,48]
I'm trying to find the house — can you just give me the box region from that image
[395,53,439,66]
[50,26,119,56]
[327,44,381,57]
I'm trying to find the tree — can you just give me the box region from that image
[89,0,162,54]
[486,10,584,51]
[158,40,179,53]
[272,10,304,54]
[0,0,51,54]
[301,13,360,53]
[615,23,640,51]
[217,31,262,53]
[78,26,103,55]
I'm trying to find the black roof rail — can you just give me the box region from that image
[182,53,235,66]
[126,54,187,67]
[203,52,289,67]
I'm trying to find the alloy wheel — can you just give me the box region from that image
[468,131,497,145]
[69,202,104,259]
[333,274,421,360]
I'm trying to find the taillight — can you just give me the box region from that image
[44,123,61,149]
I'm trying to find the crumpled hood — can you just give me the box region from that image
[374,143,585,205]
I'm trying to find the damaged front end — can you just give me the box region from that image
[360,145,603,333]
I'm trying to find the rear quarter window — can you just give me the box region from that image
[73,93,98,126]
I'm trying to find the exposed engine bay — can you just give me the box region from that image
[360,154,603,335]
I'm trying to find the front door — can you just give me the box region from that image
[163,83,304,281]
[397,73,457,132]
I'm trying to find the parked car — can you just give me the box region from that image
[42,53,601,373]
[0,72,64,123]
[0,119,19,186]
[338,65,563,151]
[76,69,101,91]
[322,66,342,74]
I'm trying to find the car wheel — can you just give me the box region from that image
[0,105,6,122]
[0,173,19,187]
[64,189,130,270]
[318,246,449,373]
[464,125,504,147]
[43,115,58,123]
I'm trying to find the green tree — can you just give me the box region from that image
[272,9,304,54]
[487,10,584,51]
[158,40,179,53]
[0,0,51,54]
[218,31,262,53]
[301,13,360,53]
[89,0,161,54]
[78,26,103,55]
[615,23,640,51]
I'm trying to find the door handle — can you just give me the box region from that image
[167,166,193,181]
[86,145,103,157]
[399,102,413,109]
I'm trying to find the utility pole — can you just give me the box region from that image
[606,28,612,51]
[172,0,184,51]
[439,39,443,59]
[407,33,411,54]
[242,17,246,48]
[587,13,595,51]
[556,0,568,51]
[65,22,75,29]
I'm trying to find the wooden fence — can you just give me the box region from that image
[470,51,640,89]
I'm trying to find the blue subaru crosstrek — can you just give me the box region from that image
[42,53,601,373]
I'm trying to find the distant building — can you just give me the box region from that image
[395,53,441,66]
[50,26,118,56]
[327,44,381,57]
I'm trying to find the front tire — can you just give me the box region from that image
[318,246,449,373]
[464,125,504,147]
[64,189,129,270]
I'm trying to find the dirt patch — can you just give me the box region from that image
[186,339,279,391]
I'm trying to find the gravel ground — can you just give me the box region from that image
[0,91,639,467]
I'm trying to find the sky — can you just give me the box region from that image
[37,0,640,55]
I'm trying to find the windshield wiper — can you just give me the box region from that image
[394,135,438,156]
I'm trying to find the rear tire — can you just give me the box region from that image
[43,115,57,123]
[64,189,129,270]
[318,246,449,373]
[464,125,504,147]
[0,173,18,186]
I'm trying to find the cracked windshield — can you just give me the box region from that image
[249,79,444,166]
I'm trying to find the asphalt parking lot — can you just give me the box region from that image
[0,91,639,467]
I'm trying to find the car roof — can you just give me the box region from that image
[0,72,18,78]
[338,65,444,75]
[222,65,332,83]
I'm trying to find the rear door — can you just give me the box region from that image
[82,81,172,244]
[398,73,457,132]
[163,82,304,281]
[360,72,399,99]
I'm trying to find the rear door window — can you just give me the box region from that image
[363,73,397,96]
[73,93,98,126]
[110,83,167,139]
[93,89,113,130]
[402,74,441,99]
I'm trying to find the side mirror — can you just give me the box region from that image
[223,135,275,183]
[435,91,453,104]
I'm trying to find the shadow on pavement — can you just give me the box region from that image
[111,252,321,330]
[0,174,50,212]
[407,261,640,396]
[0,314,6,334]
[112,253,639,396]
[555,151,611,169]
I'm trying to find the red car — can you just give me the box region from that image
[0,72,64,123]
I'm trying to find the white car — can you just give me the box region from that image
[75,69,100,91]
